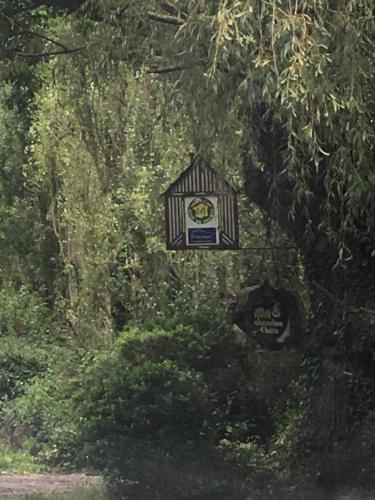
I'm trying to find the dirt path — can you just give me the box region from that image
[0,473,102,498]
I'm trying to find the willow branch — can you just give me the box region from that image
[155,0,188,20]
[4,16,71,51]
[16,47,82,58]
[22,31,71,51]
[312,280,375,316]
[148,64,194,74]
[147,11,185,26]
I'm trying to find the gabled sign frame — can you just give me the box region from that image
[163,156,239,250]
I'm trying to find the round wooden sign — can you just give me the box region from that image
[233,281,301,350]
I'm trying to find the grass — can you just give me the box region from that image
[9,486,107,499]
[0,446,45,473]
[0,446,107,499]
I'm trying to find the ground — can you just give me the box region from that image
[0,473,102,498]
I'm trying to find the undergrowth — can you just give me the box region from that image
[0,445,45,473]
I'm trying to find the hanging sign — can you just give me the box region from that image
[163,155,239,250]
[233,281,301,350]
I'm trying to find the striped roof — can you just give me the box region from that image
[163,157,237,196]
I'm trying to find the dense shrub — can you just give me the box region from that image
[0,287,51,338]
[1,343,85,466]
[73,326,303,499]
[0,337,48,405]
[1,321,305,498]
[3,374,78,464]
[0,287,56,410]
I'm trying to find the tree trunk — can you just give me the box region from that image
[242,108,375,490]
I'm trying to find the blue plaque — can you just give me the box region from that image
[188,228,218,245]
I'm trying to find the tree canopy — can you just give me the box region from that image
[0,1,375,499]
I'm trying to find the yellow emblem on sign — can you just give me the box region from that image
[188,198,215,224]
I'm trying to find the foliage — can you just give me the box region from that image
[0,1,374,498]
[2,345,84,467]
[0,337,48,407]
[0,445,45,473]
[67,323,302,498]
[69,0,375,275]
[4,380,76,466]
[0,286,51,338]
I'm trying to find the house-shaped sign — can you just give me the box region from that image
[163,155,239,250]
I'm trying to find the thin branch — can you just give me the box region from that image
[147,11,185,26]
[20,30,72,51]
[238,246,297,250]
[357,306,375,316]
[148,63,194,74]
[16,47,82,58]
[312,280,375,316]
[155,0,188,20]
[21,30,71,51]
[4,15,71,52]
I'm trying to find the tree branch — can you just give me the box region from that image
[4,15,71,51]
[19,29,71,51]
[155,0,188,20]
[148,63,195,74]
[312,280,375,316]
[16,47,81,58]
[147,11,185,26]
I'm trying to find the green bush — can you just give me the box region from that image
[0,287,51,338]
[0,444,45,473]
[3,375,78,465]
[72,326,281,499]
[1,344,85,466]
[79,357,213,462]
[0,337,47,406]
[1,322,306,498]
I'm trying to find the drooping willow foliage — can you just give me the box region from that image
[3,0,375,246]
[87,0,375,250]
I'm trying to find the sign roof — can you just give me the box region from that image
[163,156,238,196]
